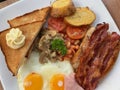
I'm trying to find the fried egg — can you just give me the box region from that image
[17,51,73,90]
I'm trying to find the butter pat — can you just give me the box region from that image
[6,28,25,49]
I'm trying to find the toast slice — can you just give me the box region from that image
[0,21,45,75]
[8,7,50,27]
[8,7,50,58]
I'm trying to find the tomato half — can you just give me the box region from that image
[66,26,88,39]
[48,17,66,32]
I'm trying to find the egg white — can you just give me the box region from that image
[17,51,73,90]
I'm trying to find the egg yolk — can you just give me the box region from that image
[50,74,64,90]
[23,73,43,90]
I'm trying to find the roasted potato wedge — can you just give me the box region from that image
[64,7,96,26]
[51,0,76,17]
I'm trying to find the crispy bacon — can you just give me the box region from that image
[101,32,120,73]
[75,23,120,90]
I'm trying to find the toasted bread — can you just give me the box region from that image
[0,21,45,75]
[8,7,50,27]
[0,7,50,75]
[8,7,50,58]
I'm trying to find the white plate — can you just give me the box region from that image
[0,0,120,90]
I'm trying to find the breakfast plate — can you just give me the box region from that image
[0,0,120,90]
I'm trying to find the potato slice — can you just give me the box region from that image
[64,7,96,26]
[51,0,76,17]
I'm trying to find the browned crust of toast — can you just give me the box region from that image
[0,21,45,75]
[25,35,40,58]
[8,7,50,27]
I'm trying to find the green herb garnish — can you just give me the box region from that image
[50,39,67,56]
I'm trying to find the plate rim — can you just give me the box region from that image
[0,0,120,90]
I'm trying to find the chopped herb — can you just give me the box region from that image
[50,39,67,56]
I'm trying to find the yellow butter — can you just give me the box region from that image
[6,28,25,49]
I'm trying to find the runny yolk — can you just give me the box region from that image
[23,73,43,90]
[50,74,64,90]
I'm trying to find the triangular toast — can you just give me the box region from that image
[0,21,44,75]
[0,7,50,75]
[8,7,50,58]
[8,7,50,27]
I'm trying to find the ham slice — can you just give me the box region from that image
[65,73,84,90]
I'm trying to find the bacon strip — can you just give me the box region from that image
[101,32,120,73]
[75,23,120,90]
